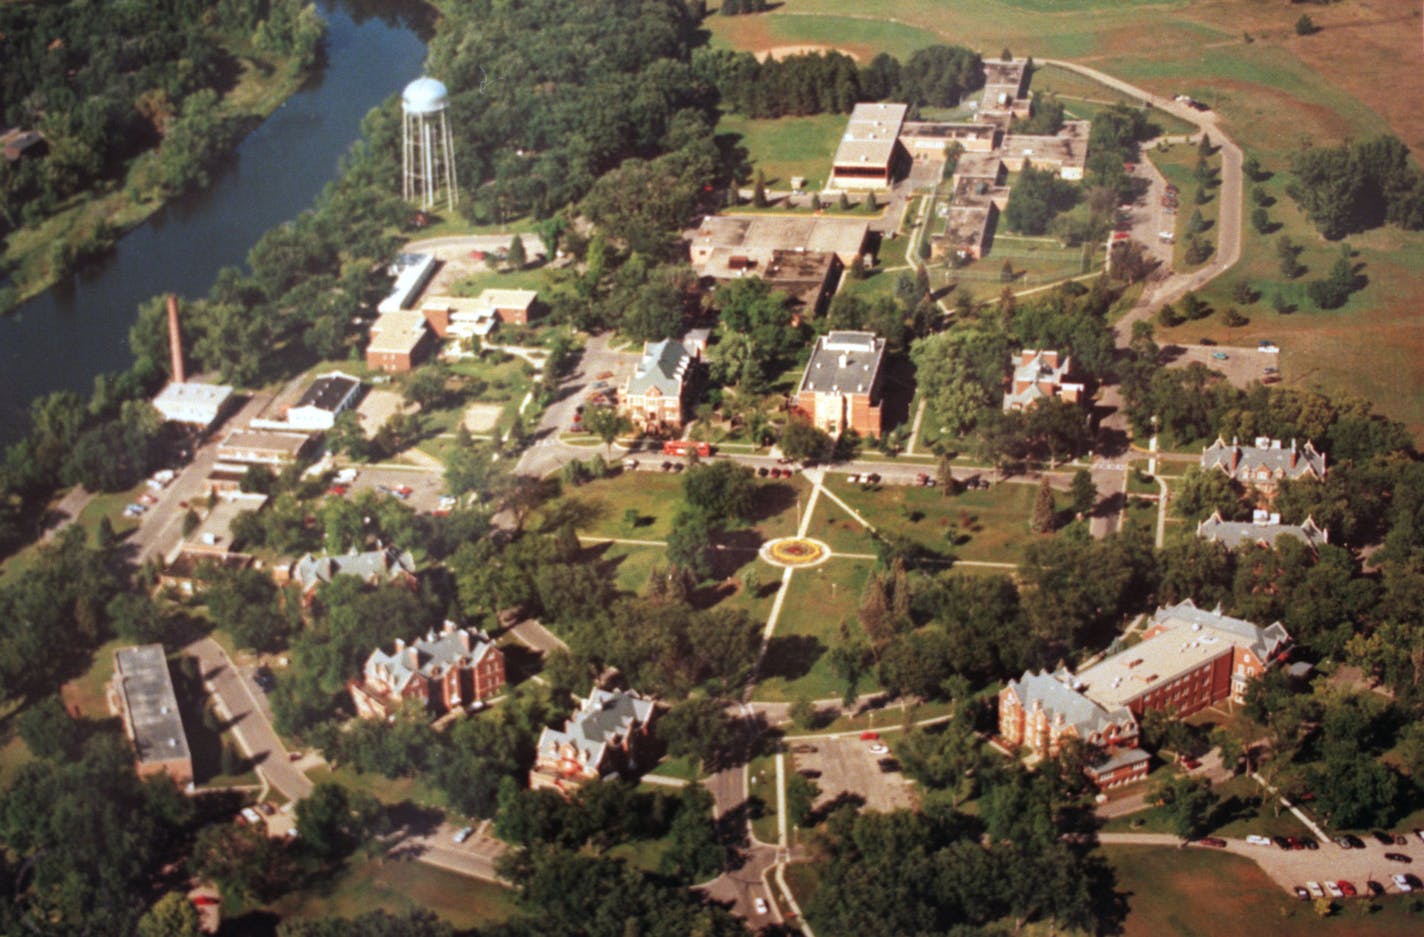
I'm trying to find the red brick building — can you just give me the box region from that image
[1000,600,1291,788]
[531,689,656,793]
[792,331,887,438]
[350,621,505,720]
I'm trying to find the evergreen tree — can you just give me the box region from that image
[837,191,850,211]
[1031,476,1056,533]
[1070,468,1097,517]
[858,574,892,651]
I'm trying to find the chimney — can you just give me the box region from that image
[166,294,186,384]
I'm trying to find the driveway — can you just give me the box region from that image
[185,637,312,801]
[392,820,508,884]
[340,463,447,513]
[1164,343,1279,389]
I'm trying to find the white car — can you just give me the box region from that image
[753,897,769,915]
[1245,834,1272,846]
[1393,873,1413,893]
[1324,881,1343,898]
[453,826,474,844]
[1305,881,1324,898]
[868,743,889,755]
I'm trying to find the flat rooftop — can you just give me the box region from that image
[953,152,1004,181]
[114,645,191,767]
[1000,120,1091,169]
[367,309,430,355]
[294,373,361,412]
[800,331,886,396]
[832,102,909,169]
[900,122,997,142]
[218,430,310,456]
[185,492,268,554]
[942,204,993,250]
[691,215,870,266]
[153,381,234,409]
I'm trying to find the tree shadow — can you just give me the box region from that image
[746,481,799,526]
[501,643,545,687]
[760,635,825,683]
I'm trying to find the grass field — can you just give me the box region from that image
[754,558,876,702]
[717,112,847,191]
[1106,844,1424,937]
[265,857,516,931]
[706,1,1424,440]
[1147,141,1221,272]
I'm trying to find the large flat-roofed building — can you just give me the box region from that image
[899,121,998,155]
[110,645,192,787]
[829,103,909,190]
[1200,436,1327,494]
[619,339,695,435]
[1003,349,1083,411]
[1196,510,1328,552]
[169,492,268,565]
[378,253,438,314]
[793,331,887,438]
[979,58,1031,118]
[366,309,434,373]
[350,621,505,721]
[690,215,870,272]
[217,430,311,466]
[999,121,1091,180]
[421,288,540,341]
[152,381,235,429]
[999,600,1291,788]
[697,249,841,320]
[284,372,363,432]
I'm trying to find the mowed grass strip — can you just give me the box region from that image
[1105,844,1424,937]
[264,857,516,931]
[716,113,846,191]
[754,559,875,703]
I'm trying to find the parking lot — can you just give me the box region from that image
[790,734,916,814]
[1217,831,1424,897]
[339,465,448,513]
[1164,342,1280,388]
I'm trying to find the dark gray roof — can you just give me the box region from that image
[1007,669,1135,739]
[365,621,498,694]
[1196,512,1327,550]
[294,374,361,412]
[114,645,191,767]
[1091,746,1151,775]
[1200,437,1326,483]
[626,340,691,397]
[799,331,886,396]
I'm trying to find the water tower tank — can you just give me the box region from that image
[402,76,449,116]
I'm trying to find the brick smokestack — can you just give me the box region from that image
[166,293,185,384]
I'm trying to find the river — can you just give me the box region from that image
[0,0,429,446]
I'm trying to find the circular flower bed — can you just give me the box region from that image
[762,536,831,568]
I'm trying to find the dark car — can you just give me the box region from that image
[253,666,277,692]
[1272,836,1291,850]
[790,744,818,754]
[797,769,822,779]
[877,758,900,773]
[1373,830,1396,845]
[1194,837,1227,849]
[1301,836,1319,850]
[1366,880,1385,897]
[1339,834,1366,849]
[1292,886,1309,901]
[1405,873,1424,890]
[1385,852,1412,863]
[757,466,769,477]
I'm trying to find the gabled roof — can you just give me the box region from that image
[537,688,655,772]
[365,621,498,694]
[1006,669,1135,740]
[1151,599,1291,665]
[293,546,416,592]
[626,339,691,397]
[1196,511,1328,550]
[1200,437,1326,481]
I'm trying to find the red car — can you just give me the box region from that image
[859,731,880,741]
[1337,881,1357,898]
[191,895,220,907]
[327,485,346,496]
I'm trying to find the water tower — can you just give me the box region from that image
[401,76,458,211]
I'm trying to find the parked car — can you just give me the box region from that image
[1366,880,1385,897]
[327,485,346,497]
[1301,836,1319,850]
[754,898,769,915]
[1293,886,1310,901]
[1385,852,1412,863]
[790,744,818,754]
[757,466,769,477]
[1194,837,1227,849]
[1415,827,1424,845]
[254,667,276,692]
[877,758,900,773]
[798,769,822,779]
[191,895,220,907]
[868,743,889,755]
[453,826,474,844]
[859,732,880,741]
[1405,873,1423,890]
[1246,835,1272,846]
[1324,881,1344,899]
[1339,834,1366,849]
[1306,881,1324,898]
[1211,351,1229,360]
[1338,880,1357,898]
[1181,757,1201,770]
[1272,836,1291,850]
[1373,830,1396,845]
[1392,873,1414,893]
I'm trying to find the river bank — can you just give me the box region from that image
[0,30,323,313]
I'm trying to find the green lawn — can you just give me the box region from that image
[754,559,876,702]
[1146,141,1221,273]
[1102,774,1311,841]
[747,755,780,845]
[1106,844,1424,937]
[822,478,1061,565]
[716,112,848,191]
[264,856,516,931]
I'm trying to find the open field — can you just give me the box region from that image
[1105,844,1424,937]
[707,2,1424,439]
[755,558,876,702]
[1147,141,1221,273]
[716,113,847,191]
[264,856,516,931]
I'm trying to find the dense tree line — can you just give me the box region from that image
[694,44,984,119]
[0,0,322,240]
[1288,135,1424,239]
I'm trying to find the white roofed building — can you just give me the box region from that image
[152,381,234,428]
[829,103,909,190]
[531,689,656,793]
